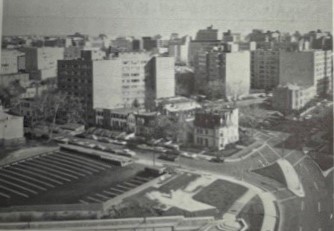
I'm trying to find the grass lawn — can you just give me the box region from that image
[252,162,287,186]
[237,195,264,231]
[192,180,247,216]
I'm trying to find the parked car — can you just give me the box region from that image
[158,154,180,162]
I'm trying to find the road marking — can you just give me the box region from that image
[293,155,307,167]
[330,213,333,220]
[257,151,269,164]
[266,144,282,158]
[279,196,297,203]
[258,159,265,167]
[303,165,310,173]
[299,226,303,231]
[318,202,321,212]
[318,228,322,231]
[301,200,304,211]
[314,182,319,191]
[284,150,295,159]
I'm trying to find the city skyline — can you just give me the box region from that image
[2,0,333,37]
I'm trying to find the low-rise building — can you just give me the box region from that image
[193,107,239,150]
[0,72,30,88]
[0,109,25,146]
[272,84,316,115]
[154,96,201,119]
[135,112,158,138]
[95,107,138,133]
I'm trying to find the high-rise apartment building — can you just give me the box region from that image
[194,46,250,99]
[222,30,241,43]
[118,52,151,107]
[279,50,333,96]
[168,35,191,65]
[58,51,123,123]
[21,47,64,80]
[251,49,280,90]
[195,26,221,41]
[189,26,222,66]
[145,56,175,110]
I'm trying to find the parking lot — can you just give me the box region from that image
[0,150,150,207]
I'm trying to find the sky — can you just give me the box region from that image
[2,0,333,37]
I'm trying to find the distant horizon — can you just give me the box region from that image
[2,27,332,39]
[2,0,332,38]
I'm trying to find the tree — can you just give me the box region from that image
[25,90,85,140]
[152,115,182,141]
[239,104,263,135]
[132,98,140,110]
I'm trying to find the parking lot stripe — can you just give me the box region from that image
[102,190,118,197]
[42,156,95,174]
[129,178,146,184]
[134,176,149,182]
[52,153,104,171]
[17,164,71,182]
[46,154,98,171]
[0,185,29,198]
[123,182,139,187]
[10,167,63,185]
[23,161,79,180]
[110,188,124,193]
[0,191,10,198]
[79,199,89,204]
[1,169,54,188]
[32,158,86,177]
[59,152,111,169]
[95,193,109,200]
[116,185,131,190]
[0,173,46,191]
[86,196,103,203]
[0,178,37,194]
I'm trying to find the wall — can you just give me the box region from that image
[155,57,175,99]
[93,59,123,109]
[279,51,314,87]
[225,51,251,99]
[0,113,24,141]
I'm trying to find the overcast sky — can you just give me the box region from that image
[2,0,332,37]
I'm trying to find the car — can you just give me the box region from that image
[154,146,168,153]
[158,154,180,162]
[210,157,225,163]
[305,115,312,120]
[96,144,107,151]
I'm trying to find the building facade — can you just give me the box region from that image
[194,47,251,100]
[58,53,123,123]
[118,52,151,108]
[272,84,316,115]
[0,109,25,146]
[193,108,239,150]
[154,96,201,119]
[145,56,175,110]
[168,35,191,65]
[95,108,137,132]
[251,49,280,90]
[1,49,25,75]
[135,112,157,138]
[21,47,64,80]
[279,50,333,96]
